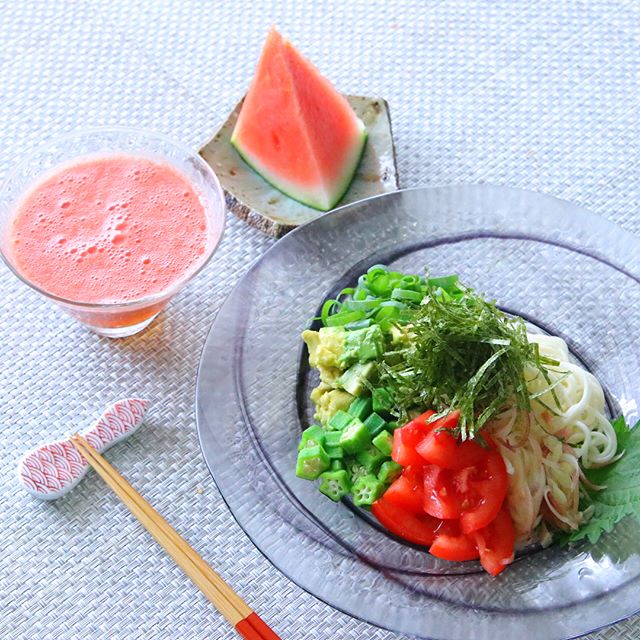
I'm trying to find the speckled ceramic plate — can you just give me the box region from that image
[196,185,640,640]
[200,95,398,237]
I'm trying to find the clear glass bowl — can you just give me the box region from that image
[196,185,640,640]
[0,127,225,337]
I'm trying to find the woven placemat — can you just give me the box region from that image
[1,1,638,638]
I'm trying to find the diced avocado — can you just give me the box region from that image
[389,324,414,346]
[302,327,345,369]
[312,387,354,426]
[339,325,385,367]
[302,327,346,384]
[336,362,376,397]
[310,382,331,404]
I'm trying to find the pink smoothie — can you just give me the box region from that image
[8,154,210,304]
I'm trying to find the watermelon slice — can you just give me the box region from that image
[231,29,367,211]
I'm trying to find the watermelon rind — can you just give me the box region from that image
[231,124,368,212]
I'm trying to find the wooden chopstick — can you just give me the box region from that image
[70,435,280,640]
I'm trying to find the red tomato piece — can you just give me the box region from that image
[452,465,476,495]
[430,532,479,561]
[433,518,461,537]
[422,464,460,519]
[383,466,424,515]
[416,429,458,467]
[449,439,488,470]
[417,432,487,471]
[371,497,440,547]
[429,410,461,431]
[472,507,515,576]
[416,411,487,471]
[458,451,508,534]
[392,410,435,467]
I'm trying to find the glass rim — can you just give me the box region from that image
[0,125,226,310]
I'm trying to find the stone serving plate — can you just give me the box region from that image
[200,95,398,237]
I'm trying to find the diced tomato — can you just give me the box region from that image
[415,411,487,470]
[430,532,479,561]
[392,410,435,467]
[378,406,513,574]
[371,497,440,546]
[458,451,508,534]
[452,465,476,495]
[422,464,460,519]
[472,507,515,576]
[433,518,461,537]
[417,431,487,470]
[383,466,424,515]
[429,410,461,431]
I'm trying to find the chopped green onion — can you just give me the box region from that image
[320,299,340,325]
[427,274,459,292]
[319,266,427,333]
[343,299,382,312]
[399,274,423,290]
[391,288,424,303]
[325,310,366,327]
[345,319,372,330]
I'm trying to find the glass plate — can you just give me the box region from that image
[196,185,640,640]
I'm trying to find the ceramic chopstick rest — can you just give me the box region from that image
[17,398,148,500]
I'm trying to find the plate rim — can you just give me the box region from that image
[195,183,640,639]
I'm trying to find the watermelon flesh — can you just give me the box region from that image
[231,29,367,211]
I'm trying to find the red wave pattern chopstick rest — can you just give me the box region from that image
[17,398,148,500]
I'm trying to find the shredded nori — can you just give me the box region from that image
[379,277,555,439]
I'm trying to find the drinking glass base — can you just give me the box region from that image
[87,314,159,338]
